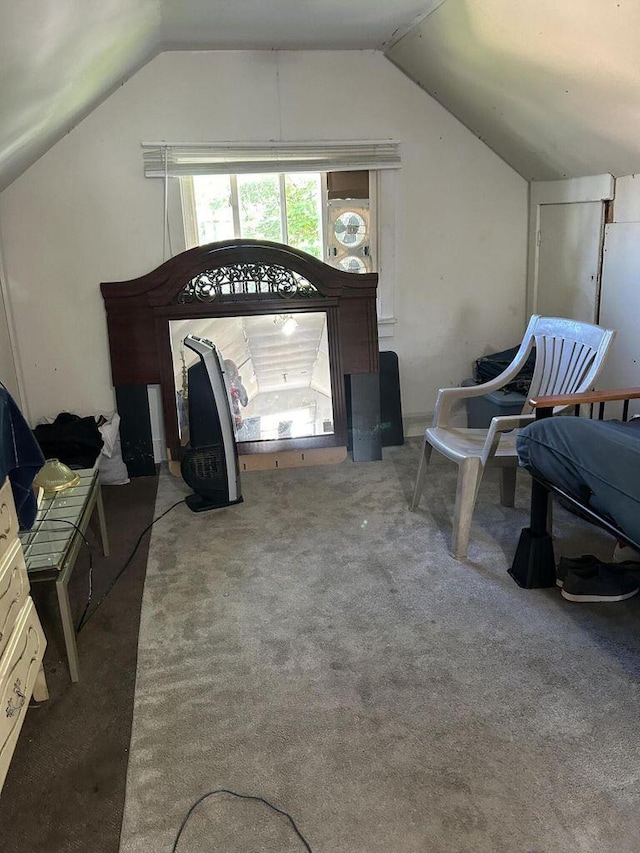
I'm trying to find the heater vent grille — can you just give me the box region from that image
[190,447,222,481]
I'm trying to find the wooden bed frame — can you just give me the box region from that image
[100,239,381,475]
[510,387,640,588]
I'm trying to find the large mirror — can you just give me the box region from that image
[169,312,334,448]
[102,239,380,471]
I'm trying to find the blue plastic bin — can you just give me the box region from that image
[461,378,526,429]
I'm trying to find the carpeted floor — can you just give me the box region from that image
[0,472,159,853]
[119,443,640,853]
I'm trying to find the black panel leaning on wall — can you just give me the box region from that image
[379,351,404,447]
[346,372,383,463]
[114,385,156,477]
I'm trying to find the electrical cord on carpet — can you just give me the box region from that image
[171,789,313,853]
[76,499,185,632]
[31,519,94,631]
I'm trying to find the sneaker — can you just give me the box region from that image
[555,555,601,588]
[561,565,640,603]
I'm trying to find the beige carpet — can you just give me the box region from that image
[120,442,640,853]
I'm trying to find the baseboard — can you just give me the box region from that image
[167,446,348,477]
[403,408,467,437]
[239,446,348,471]
[403,413,431,437]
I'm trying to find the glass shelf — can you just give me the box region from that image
[19,468,98,574]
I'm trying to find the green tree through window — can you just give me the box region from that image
[238,174,283,242]
[285,174,322,258]
[193,172,323,258]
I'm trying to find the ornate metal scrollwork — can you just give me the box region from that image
[6,678,25,718]
[175,263,318,304]
[0,501,10,541]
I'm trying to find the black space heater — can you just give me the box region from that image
[181,335,243,513]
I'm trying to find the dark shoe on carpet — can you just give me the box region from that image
[561,565,640,603]
[556,555,601,588]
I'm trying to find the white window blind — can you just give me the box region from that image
[142,141,401,178]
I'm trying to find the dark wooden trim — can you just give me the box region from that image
[101,239,379,463]
[530,386,640,409]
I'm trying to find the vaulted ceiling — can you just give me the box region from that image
[388,0,640,181]
[1,0,639,192]
[0,0,441,192]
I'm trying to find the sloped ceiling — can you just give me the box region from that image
[160,0,442,51]
[169,314,330,397]
[2,0,639,190]
[0,0,442,192]
[388,0,640,181]
[0,0,161,191]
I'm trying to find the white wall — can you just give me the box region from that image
[0,276,20,403]
[0,51,527,431]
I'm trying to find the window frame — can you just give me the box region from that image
[170,169,396,338]
[180,171,329,259]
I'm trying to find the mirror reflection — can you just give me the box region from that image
[169,312,334,445]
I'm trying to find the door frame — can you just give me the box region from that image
[528,174,614,318]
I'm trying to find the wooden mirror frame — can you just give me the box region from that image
[101,239,379,468]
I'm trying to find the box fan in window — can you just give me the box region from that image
[326,200,372,274]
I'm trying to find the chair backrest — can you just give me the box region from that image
[516,315,616,414]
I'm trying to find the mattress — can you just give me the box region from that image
[516,416,640,545]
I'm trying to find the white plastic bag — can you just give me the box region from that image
[97,413,130,485]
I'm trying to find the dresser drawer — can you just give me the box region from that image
[0,478,19,566]
[0,540,30,660]
[0,598,46,790]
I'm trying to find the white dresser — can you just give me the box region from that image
[0,476,48,792]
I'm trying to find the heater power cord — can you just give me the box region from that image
[28,499,185,633]
[172,789,313,853]
[29,518,94,632]
[77,499,185,632]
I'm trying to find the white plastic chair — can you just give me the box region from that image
[410,315,616,559]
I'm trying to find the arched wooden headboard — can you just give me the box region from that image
[101,239,381,475]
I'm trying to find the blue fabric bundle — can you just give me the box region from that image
[0,386,45,529]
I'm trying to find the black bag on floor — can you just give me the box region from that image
[33,412,103,469]
[474,345,536,395]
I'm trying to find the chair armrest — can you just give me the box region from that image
[433,338,535,427]
[530,387,640,409]
[480,413,535,467]
[434,380,527,427]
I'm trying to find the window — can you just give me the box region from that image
[181,171,374,273]
[144,141,400,334]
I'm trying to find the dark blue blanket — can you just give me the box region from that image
[517,416,640,545]
[0,386,45,529]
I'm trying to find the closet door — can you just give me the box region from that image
[527,175,614,323]
[535,201,605,323]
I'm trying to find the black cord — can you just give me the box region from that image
[33,519,94,631]
[171,788,313,853]
[77,499,185,632]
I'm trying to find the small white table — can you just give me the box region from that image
[18,467,109,682]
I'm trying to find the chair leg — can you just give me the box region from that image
[410,437,433,509]
[499,467,517,508]
[452,457,483,560]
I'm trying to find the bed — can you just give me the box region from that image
[509,387,640,588]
